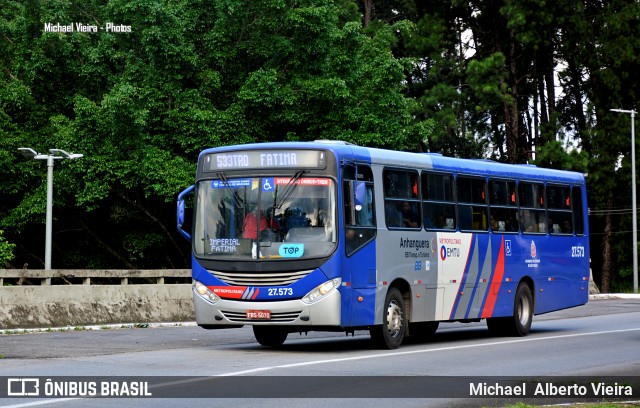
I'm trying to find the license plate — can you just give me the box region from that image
[246,310,271,320]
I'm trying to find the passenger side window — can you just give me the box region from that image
[383,169,421,229]
[519,182,546,233]
[343,164,376,256]
[489,179,518,233]
[547,185,572,234]
[422,172,456,230]
[457,176,488,231]
[572,186,584,235]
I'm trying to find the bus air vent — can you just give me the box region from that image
[208,269,313,286]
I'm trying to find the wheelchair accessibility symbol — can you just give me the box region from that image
[262,178,274,191]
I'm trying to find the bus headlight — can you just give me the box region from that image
[193,281,220,304]
[302,278,341,304]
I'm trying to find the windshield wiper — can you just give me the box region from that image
[218,172,243,208]
[274,170,306,210]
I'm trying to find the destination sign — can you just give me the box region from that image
[206,150,327,171]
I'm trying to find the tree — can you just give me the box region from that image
[559,0,640,292]
[0,230,15,267]
[363,0,639,291]
[0,0,427,269]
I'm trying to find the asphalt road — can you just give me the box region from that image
[0,296,639,408]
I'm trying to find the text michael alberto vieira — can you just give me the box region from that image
[470,381,634,397]
[44,22,131,33]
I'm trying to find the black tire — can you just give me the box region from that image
[486,283,533,337]
[370,288,406,349]
[253,326,288,347]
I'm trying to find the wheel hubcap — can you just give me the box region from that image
[517,295,531,326]
[385,300,403,338]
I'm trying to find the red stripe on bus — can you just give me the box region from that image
[481,236,505,318]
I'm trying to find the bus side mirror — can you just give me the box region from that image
[177,185,194,241]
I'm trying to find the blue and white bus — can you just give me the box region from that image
[177,141,590,349]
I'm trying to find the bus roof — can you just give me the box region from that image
[200,141,585,185]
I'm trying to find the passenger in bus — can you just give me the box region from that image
[243,207,279,239]
[284,204,310,230]
[385,202,403,227]
[521,210,537,232]
[562,219,572,234]
[400,201,419,228]
[490,215,498,230]
[506,213,519,232]
[428,214,451,229]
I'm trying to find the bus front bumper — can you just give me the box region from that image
[193,288,342,327]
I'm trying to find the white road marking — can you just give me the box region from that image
[2,326,639,407]
[217,326,640,376]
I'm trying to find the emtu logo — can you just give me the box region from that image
[440,245,460,261]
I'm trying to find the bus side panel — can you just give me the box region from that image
[342,239,377,327]
[438,232,474,321]
[485,282,518,318]
[346,287,377,327]
[373,229,442,324]
[466,235,502,319]
[482,235,521,318]
[450,234,499,320]
[489,234,589,318]
[532,236,590,314]
[368,229,589,323]
[446,233,529,321]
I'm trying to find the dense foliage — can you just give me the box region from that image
[1,0,638,291]
[0,0,428,269]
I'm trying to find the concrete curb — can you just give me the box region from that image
[590,293,640,300]
[0,321,198,335]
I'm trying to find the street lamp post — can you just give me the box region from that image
[18,148,83,270]
[611,109,638,293]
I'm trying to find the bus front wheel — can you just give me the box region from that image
[486,283,533,337]
[370,288,406,349]
[253,326,288,347]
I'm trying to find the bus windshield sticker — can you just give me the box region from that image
[262,178,275,192]
[279,243,304,258]
[211,178,252,189]
[208,238,242,253]
[274,177,331,186]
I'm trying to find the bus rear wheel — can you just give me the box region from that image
[253,326,288,347]
[487,283,533,337]
[370,288,406,349]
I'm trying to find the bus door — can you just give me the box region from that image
[342,167,377,327]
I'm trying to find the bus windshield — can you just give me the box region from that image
[194,175,336,260]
